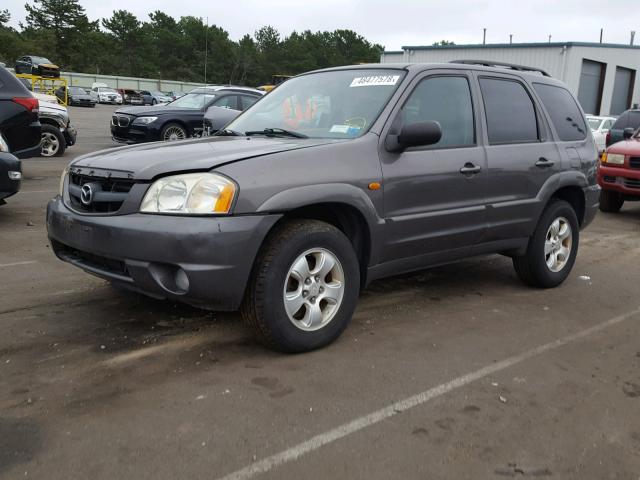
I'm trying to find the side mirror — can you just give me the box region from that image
[623,127,635,140]
[386,120,442,152]
[203,105,241,133]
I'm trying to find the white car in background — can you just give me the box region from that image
[586,114,616,153]
[90,83,123,105]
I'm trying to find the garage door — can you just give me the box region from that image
[577,59,605,115]
[610,66,635,115]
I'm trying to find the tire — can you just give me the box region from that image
[513,199,579,288]
[241,219,360,353]
[152,99,157,105]
[599,189,624,213]
[161,123,187,141]
[40,124,66,157]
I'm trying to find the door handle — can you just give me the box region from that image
[535,157,555,168]
[459,163,482,175]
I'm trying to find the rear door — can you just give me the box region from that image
[477,74,561,242]
[378,69,487,264]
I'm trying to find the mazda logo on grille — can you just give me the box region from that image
[80,184,93,205]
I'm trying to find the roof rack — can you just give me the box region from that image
[450,60,551,77]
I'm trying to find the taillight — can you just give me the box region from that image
[12,97,39,113]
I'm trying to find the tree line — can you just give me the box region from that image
[0,0,384,86]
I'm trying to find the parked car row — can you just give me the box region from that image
[111,86,263,143]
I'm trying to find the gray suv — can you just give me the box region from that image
[47,62,599,352]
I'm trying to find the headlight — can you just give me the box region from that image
[132,116,158,125]
[602,153,625,165]
[59,167,68,196]
[140,173,236,214]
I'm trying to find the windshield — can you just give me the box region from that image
[68,87,86,94]
[169,92,217,109]
[32,56,52,64]
[587,118,601,130]
[227,69,406,139]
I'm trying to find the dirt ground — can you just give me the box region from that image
[1,104,639,479]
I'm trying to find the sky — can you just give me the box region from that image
[4,0,640,50]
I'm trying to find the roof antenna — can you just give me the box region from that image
[631,31,636,46]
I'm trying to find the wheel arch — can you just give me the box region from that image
[256,186,381,288]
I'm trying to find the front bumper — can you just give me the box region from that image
[598,165,640,197]
[111,123,158,144]
[46,197,282,310]
[64,124,77,147]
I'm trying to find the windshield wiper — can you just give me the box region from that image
[215,128,242,137]
[244,128,308,139]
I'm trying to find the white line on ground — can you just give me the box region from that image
[0,260,38,268]
[217,306,640,480]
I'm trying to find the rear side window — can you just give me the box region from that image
[240,95,259,110]
[401,76,475,148]
[479,78,539,144]
[533,83,587,141]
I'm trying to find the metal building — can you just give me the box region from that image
[381,42,640,116]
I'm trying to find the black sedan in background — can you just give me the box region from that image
[110,86,263,143]
[55,86,96,107]
[0,152,22,205]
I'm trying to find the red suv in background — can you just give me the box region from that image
[598,127,640,212]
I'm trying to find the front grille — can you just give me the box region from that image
[52,240,129,278]
[67,172,135,213]
[111,114,131,127]
[623,178,640,189]
[630,157,640,169]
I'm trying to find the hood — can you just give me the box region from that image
[39,100,67,113]
[71,136,345,180]
[114,105,191,117]
[607,137,640,155]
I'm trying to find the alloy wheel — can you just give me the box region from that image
[283,248,345,331]
[41,132,60,157]
[544,217,572,272]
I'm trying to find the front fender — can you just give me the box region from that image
[256,183,386,265]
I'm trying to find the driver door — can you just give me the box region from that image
[378,70,487,265]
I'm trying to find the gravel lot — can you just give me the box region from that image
[1,104,640,479]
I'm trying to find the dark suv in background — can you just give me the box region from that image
[0,65,41,158]
[606,108,640,147]
[48,62,598,353]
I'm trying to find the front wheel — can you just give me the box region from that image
[161,123,187,141]
[513,199,579,288]
[40,124,66,157]
[241,220,360,353]
[599,190,624,213]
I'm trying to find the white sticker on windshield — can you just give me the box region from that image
[350,75,400,88]
[330,125,350,133]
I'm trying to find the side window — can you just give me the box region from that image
[603,119,614,131]
[533,83,587,141]
[213,95,238,110]
[629,111,640,130]
[401,76,475,148]
[92,87,97,92]
[479,77,539,144]
[612,112,628,130]
[240,95,259,110]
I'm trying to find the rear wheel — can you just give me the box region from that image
[40,124,66,157]
[599,190,624,213]
[241,220,360,353]
[513,199,579,288]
